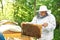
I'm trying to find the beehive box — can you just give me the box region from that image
[21,23,42,38]
[3,30,31,40]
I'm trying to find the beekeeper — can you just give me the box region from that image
[31,5,56,40]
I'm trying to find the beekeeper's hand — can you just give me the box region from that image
[21,22,26,26]
[21,22,31,26]
[21,22,26,24]
[21,22,30,24]
[42,23,48,27]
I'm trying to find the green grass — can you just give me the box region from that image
[53,29,60,40]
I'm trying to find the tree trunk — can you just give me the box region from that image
[34,0,36,16]
[1,0,3,13]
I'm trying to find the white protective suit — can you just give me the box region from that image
[31,10,56,40]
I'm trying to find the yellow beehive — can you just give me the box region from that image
[3,30,31,40]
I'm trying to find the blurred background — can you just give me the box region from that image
[0,0,60,40]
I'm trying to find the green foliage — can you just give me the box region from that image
[53,29,60,40]
[0,0,14,21]
[14,0,35,24]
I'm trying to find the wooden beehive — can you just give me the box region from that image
[21,23,42,38]
[3,30,31,40]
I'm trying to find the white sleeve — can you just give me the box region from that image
[31,16,37,23]
[42,15,56,32]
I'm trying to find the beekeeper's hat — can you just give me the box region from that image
[39,5,48,11]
